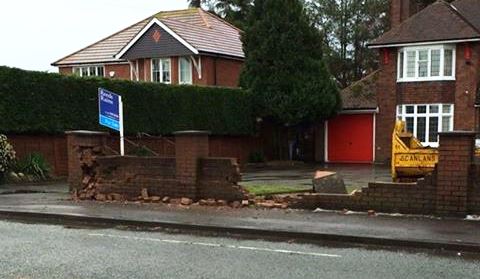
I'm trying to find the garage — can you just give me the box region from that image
[326,113,375,163]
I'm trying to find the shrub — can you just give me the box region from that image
[0,135,16,178]
[15,153,50,180]
[248,151,266,163]
[0,66,257,136]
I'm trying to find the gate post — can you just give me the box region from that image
[174,131,210,199]
[436,131,476,216]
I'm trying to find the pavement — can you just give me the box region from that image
[0,182,480,253]
[1,220,479,279]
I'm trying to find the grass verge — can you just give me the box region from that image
[243,184,312,196]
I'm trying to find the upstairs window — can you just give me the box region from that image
[397,45,455,82]
[179,57,192,85]
[73,65,104,77]
[152,58,171,84]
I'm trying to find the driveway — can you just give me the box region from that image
[241,163,392,193]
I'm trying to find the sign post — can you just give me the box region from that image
[98,88,124,156]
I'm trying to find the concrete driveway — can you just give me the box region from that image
[241,163,391,193]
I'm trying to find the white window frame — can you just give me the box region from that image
[151,58,172,84]
[72,65,105,77]
[397,45,456,82]
[396,103,454,147]
[178,57,193,85]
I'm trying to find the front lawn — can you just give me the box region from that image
[243,184,312,196]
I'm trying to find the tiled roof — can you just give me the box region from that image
[369,1,480,47]
[53,9,243,66]
[340,71,378,110]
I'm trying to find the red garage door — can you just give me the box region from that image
[327,114,374,163]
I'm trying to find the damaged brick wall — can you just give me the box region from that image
[291,131,480,216]
[197,158,245,201]
[67,130,246,202]
[290,175,436,214]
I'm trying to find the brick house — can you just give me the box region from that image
[324,0,480,163]
[52,8,244,87]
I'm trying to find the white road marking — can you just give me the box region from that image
[88,233,342,258]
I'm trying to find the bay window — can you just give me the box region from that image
[397,104,454,147]
[73,65,104,77]
[152,58,171,84]
[179,57,192,85]
[397,45,455,82]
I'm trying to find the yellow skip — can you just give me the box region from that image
[391,120,439,182]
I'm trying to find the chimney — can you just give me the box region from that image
[390,0,427,29]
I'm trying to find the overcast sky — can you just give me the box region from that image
[0,0,189,72]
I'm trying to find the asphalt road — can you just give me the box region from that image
[0,221,479,279]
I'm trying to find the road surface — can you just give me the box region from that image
[0,220,478,279]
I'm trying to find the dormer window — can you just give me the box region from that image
[397,45,455,82]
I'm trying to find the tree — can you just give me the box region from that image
[188,0,202,7]
[214,0,253,30]
[307,0,389,88]
[240,0,340,127]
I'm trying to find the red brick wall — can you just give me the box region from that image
[105,63,130,80]
[59,56,243,88]
[454,43,479,131]
[436,132,475,215]
[215,57,243,87]
[375,43,480,162]
[59,67,73,75]
[397,81,456,104]
[375,48,398,162]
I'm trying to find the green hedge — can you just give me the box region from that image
[0,66,256,135]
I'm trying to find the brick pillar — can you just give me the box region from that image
[65,131,108,192]
[436,131,476,216]
[174,131,210,199]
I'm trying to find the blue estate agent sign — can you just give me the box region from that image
[98,88,122,131]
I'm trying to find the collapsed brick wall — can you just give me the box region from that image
[94,156,179,199]
[197,158,244,201]
[78,155,246,202]
[290,175,436,214]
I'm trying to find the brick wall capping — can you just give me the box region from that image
[438,131,477,137]
[65,130,109,136]
[173,130,211,136]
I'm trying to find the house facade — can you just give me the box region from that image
[324,0,480,164]
[52,9,244,87]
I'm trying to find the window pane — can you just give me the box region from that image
[418,50,428,77]
[179,57,192,84]
[442,104,451,114]
[417,117,426,142]
[81,67,88,77]
[417,105,427,114]
[442,116,451,131]
[444,49,453,76]
[398,52,404,78]
[89,67,96,76]
[429,117,439,142]
[406,106,414,114]
[97,67,104,77]
[431,49,440,76]
[161,59,170,83]
[429,105,439,113]
[73,68,81,76]
[406,51,416,77]
[406,117,414,133]
[152,59,160,83]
